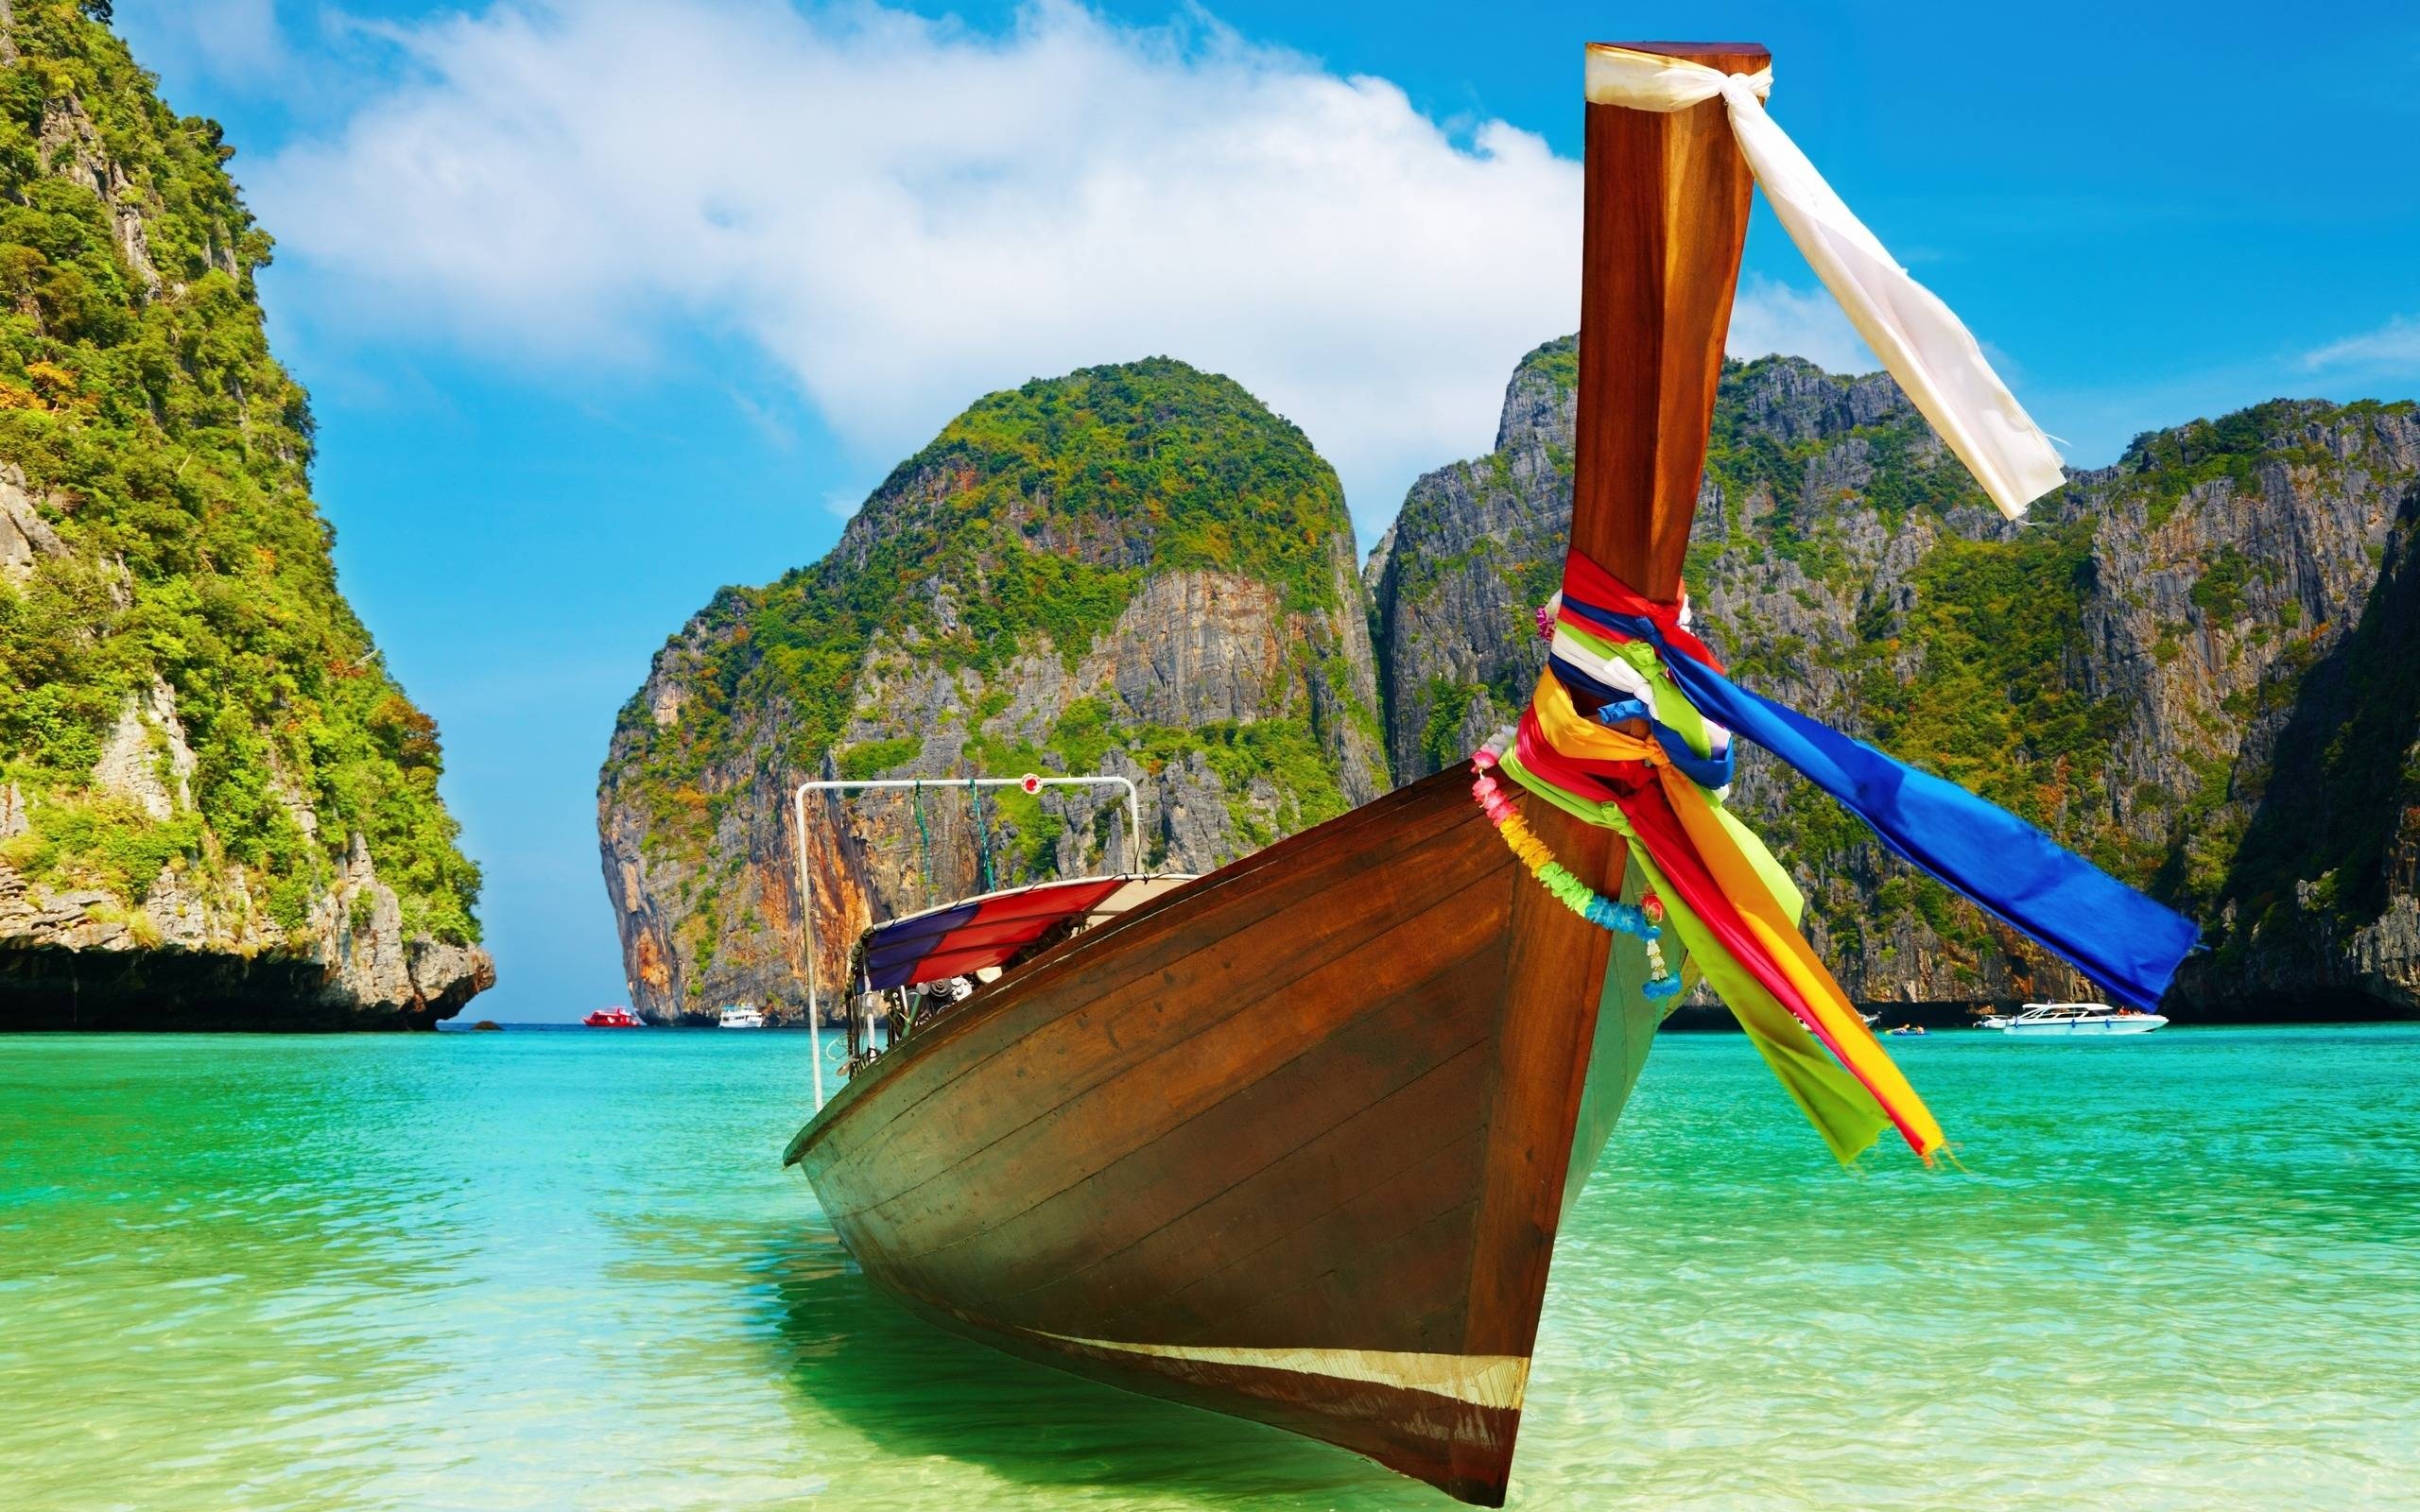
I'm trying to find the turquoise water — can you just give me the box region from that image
[2,1024,2414,1510]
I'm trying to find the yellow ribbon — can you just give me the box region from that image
[1529,671,1945,1160]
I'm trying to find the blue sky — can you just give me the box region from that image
[113,1,2420,1021]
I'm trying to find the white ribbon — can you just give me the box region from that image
[1584,45,2065,519]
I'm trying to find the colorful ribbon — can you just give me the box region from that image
[1558,553,2201,1013]
[1490,550,2201,1163]
[1470,736,1683,999]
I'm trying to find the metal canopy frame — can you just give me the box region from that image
[790,773,1144,1111]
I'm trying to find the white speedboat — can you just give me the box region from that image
[1984,1002,2167,1036]
[718,1004,765,1029]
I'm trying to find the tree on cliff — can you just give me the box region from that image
[0,1,489,1024]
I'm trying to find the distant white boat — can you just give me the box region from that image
[1982,1002,2167,1036]
[718,1004,766,1030]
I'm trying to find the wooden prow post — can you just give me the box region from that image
[1572,41,1766,594]
[1516,38,1768,918]
[1519,39,1765,1016]
[1535,38,1764,900]
[1460,52,1767,1500]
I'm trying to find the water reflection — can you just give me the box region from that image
[761,1224,1404,1508]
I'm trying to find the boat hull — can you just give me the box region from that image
[786,768,1622,1505]
[2000,1015,2167,1036]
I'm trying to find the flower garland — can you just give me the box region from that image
[1471,729,1682,1000]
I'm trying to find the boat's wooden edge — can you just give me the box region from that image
[783,766,1473,1165]
[895,1290,1529,1506]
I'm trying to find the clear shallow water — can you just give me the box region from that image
[2,1024,2414,1511]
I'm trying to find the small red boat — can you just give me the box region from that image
[583,1006,641,1027]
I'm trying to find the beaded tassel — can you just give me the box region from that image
[1637,891,1681,998]
[1472,729,1680,999]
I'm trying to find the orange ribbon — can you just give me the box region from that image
[1529,671,1945,1159]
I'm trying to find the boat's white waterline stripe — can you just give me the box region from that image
[1024,1329,1530,1411]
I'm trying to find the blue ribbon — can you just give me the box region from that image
[1588,696,1737,791]
[1559,600,2201,1011]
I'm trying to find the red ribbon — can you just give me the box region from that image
[1515,711,1631,800]
[1558,550,1727,674]
[1514,720,1924,1151]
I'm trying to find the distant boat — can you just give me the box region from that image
[583,1006,640,1028]
[719,1005,766,1030]
[1982,1003,2167,1036]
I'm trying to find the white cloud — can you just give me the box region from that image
[254,0,1857,528]
[1725,274,1874,375]
[114,0,294,92]
[2303,315,2420,372]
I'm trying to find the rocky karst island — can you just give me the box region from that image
[1374,339,2420,1021]
[599,357,1383,1023]
[0,1,489,1027]
[607,335,2420,1027]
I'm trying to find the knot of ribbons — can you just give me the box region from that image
[1484,550,2203,1164]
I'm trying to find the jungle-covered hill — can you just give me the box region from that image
[1374,338,2420,1019]
[609,328,2420,1023]
[598,357,1382,1022]
[0,0,489,1027]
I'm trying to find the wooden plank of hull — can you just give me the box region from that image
[792,767,1607,1505]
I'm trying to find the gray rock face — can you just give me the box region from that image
[88,679,195,822]
[0,10,492,1031]
[599,546,1384,1025]
[1376,341,2420,1017]
[1371,337,1580,779]
[0,463,65,584]
[1,791,495,1031]
[3,455,492,1029]
[597,361,1386,1025]
[2,573,491,1028]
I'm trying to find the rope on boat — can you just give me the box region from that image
[912,780,935,902]
[968,777,995,893]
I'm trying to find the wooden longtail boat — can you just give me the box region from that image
[784,41,1769,1506]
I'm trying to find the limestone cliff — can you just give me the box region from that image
[1374,339,2420,1018]
[599,358,1384,1023]
[0,3,491,1028]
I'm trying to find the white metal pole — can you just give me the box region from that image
[786,769,1145,1115]
[791,783,823,1112]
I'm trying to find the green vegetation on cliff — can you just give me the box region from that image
[0,2,479,943]
[1383,342,2420,1006]
[1692,375,2414,984]
[614,357,1363,837]
[602,357,1383,1017]
[1863,522,2126,832]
